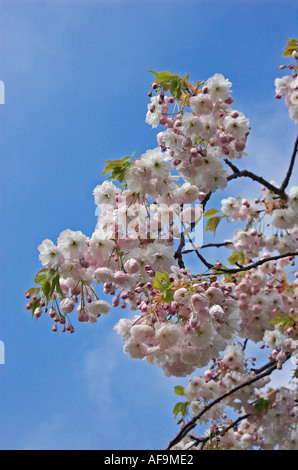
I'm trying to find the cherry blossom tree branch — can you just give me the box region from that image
[201,191,212,211]
[280,133,298,192]
[250,355,286,374]
[213,251,297,274]
[182,241,233,254]
[174,231,186,269]
[186,250,298,275]
[226,167,288,200]
[192,249,214,270]
[165,353,291,450]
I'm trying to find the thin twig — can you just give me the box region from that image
[182,241,233,254]
[187,413,251,449]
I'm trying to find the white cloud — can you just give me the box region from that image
[82,333,119,407]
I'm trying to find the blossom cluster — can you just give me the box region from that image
[114,276,241,377]
[233,256,298,344]
[179,345,297,450]
[147,73,250,195]
[275,73,298,124]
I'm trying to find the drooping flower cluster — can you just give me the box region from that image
[114,275,241,377]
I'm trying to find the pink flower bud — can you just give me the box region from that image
[159,115,167,125]
[224,96,234,104]
[276,351,286,363]
[124,258,140,274]
[78,309,89,323]
[120,291,129,300]
[235,139,246,152]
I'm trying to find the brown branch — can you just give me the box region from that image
[174,231,185,269]
[201,191,212,211]
[193,249,213,270]
[227,169,288,200]
[183,250,297,275]
[280,133,298,192]
[182,241,233,254]
[174,204,186,269]
[212,251,297,275]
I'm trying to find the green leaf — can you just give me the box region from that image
[174,385,185,396]
[205,216,222,236]
[148,70,159,77]
[155,71,175,82]
[153,269,169,290]
[54,275,65,298]
[148,70,184,100]
[252,397,272,416]
[34,268,49,284]
[102,154,134,183]
[161,289,174,303]
[153,270,175,303]
[41,279,51,299]
[228,251,245,266]
[46,269,59,283]
[283,38,298,58]
[169,77,182,100]
[25,287,40,297]
[161,269,170,284]
[153,272,164,290]
[204,208,220,218]
[29,297,41,319]
[269,309,294,330]
[173,401,189,419]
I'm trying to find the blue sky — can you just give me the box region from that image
[0,0,297,450]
